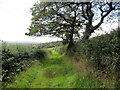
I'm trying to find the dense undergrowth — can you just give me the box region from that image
[69,29,120,88]
[5,49,115,88]
[1,42,47,85]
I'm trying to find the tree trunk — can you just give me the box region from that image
[67,27,74,50]
[67,11,76,50]
[82,26,94,40]
[82,30,92,40]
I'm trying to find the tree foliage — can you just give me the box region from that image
[81,2,120,40]
[26,1,120,47]
[26,2,84,48]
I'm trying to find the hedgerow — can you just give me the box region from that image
[71,29,120,74]
[2,42,46,84]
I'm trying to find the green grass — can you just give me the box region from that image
[5,49,115,88]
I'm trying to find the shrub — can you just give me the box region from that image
[72,29,120,74]
[32,49,46,61]
[54,46,67,55]
[2,42,46,84]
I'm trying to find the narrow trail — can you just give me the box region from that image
[6,49,115,88]
[6,50,66,88]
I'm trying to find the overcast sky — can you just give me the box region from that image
[0,0,118,43]
[0,0,62,43]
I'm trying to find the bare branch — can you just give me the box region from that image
[93,2,115,30]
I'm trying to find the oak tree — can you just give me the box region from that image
[26,2,84,49]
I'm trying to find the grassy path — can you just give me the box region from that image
[6,49,115,88]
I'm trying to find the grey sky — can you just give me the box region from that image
[0,0,62,43]
[0,0,118,43]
